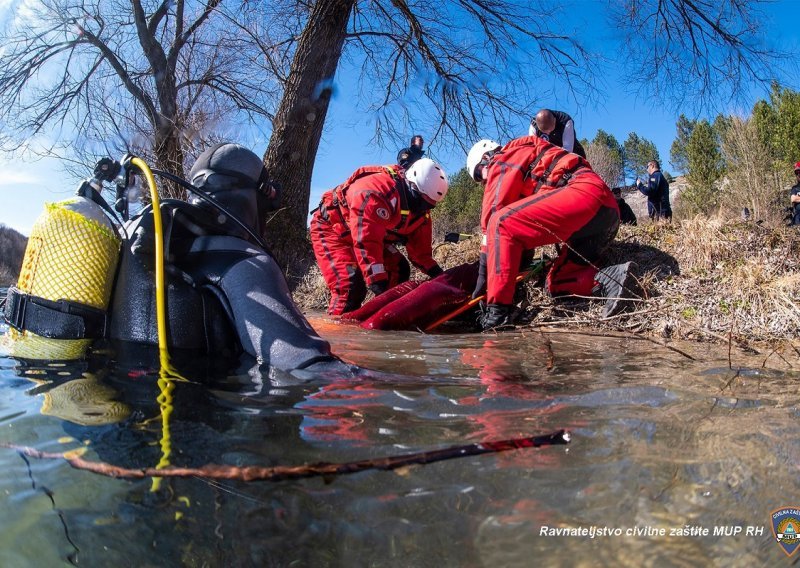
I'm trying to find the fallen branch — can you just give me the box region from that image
[531,325,696,361]
[2,430,570,482]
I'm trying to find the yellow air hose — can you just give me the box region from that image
[129,158,170,366]
[129,157,187,493]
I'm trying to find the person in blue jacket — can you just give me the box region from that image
[636,160,672,221]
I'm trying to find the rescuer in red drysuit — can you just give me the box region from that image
[310,158,449,315]
[466,136,638,330]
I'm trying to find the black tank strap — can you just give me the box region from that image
[3,287,108,339]
[532,150,570,192]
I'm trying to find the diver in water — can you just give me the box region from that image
[108,142,359,377]
[4,143,359,379]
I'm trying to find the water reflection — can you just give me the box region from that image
[1,316,799,566]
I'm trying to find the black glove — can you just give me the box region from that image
[369,281,389,296]
[472,253,487,299]
[518,249,535,272]
[444,232,460,243]
[426,265,444,278]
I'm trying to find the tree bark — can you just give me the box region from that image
[262,0,355,279]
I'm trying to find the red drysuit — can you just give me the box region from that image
[479,136,620,305]
[342,262,479,330]
[310,166,441,315]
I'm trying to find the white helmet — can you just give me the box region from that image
[406,157,449,203]
[466,139,501,181]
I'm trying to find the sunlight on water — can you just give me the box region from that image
[0,311,798,566]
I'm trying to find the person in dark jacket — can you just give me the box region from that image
[528,109,587,158]
[636,160,672,221]
[396,135,425,169]
[789,161,800,226]
[612,187,638,225]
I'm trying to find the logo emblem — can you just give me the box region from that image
[376,207,389,220]
[772,507,800,557]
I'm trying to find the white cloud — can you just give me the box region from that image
[0,170,42,186]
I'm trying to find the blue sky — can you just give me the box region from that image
[1,0,799,236]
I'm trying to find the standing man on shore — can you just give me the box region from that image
[636,160,672,221]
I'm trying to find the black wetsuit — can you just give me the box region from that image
[617,197,637,225]
[530,110,587,158]
[108,200,356,376]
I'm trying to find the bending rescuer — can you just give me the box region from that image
[310,158,449,315]
[466,136,638,330]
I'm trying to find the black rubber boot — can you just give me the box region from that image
[479,303,515,331]
[594,261,639,317]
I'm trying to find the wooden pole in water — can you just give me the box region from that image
[2,430,570,482]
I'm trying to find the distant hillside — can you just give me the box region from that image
[0,224,28,287]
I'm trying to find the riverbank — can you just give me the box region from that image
[295,216,800,355]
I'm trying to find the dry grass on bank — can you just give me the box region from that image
[294,263,331,312]
[294,217,800,351]
[562,218,800,349]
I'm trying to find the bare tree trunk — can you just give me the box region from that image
[262,0,355,280]
[154,121,187,199]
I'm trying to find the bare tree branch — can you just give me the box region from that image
[613,0,781,111]
[0,0,285,195]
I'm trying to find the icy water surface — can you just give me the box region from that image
[0,312,798,567]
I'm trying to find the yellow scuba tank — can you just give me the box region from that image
[2,196,120,360]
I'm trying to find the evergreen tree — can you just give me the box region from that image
[431,168,483,236]
[770,85,800,166]
[750,83,800,180]
[683,119,724,214]
[623,133,660,182]
[585,130,624,187]
[751,98,778,160]
[669,114,696,174]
